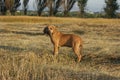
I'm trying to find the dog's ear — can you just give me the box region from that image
[50,25,55,28]
[51,25,57,30]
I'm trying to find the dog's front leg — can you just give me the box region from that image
[53,44,59,56]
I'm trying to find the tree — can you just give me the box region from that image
[104,0,119,18]
[4,0,21,15]
[11,0,21,15]
[53,0,63,15]
[23,0,29,15]
[5,0,14,10]
[37,0,47,16]
[0,0,6,15]
[47,0,54,16]
[37,0,63,16]
[63,0,76,16]
[78,0,88,17]
[47,0,63,16]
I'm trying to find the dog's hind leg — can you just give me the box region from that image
[73,44,82,62]
[79,45,82,62]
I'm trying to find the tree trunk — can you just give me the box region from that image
[24,8,27,15]
[49,1,53,16]
[38,11,42,16]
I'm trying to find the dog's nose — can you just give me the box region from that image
[43,27,47,33]
[43,27,49,35]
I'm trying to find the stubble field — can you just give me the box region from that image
[0,16,120,80]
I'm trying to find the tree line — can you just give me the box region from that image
[0,0,119,18]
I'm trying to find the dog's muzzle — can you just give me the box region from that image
[43,27,50,35]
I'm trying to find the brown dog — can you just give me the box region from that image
[43,25,83,62]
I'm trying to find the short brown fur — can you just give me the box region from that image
[43,25,83,62]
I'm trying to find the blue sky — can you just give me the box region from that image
[19,0,120,12]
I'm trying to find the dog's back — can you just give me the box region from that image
[59,33,82,47]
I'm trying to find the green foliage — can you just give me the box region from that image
[1,0,120,18]
[37,0,47,16]
[0,0,6,15]
[47,0,63,16]
[5,0,14,10]
[11,0,21,15]
[78,0,88,17]
[64,0,76,16]
[53,0,62,15]
[104,0,119,18]
[23,0,29,7]
[4,0,21,15]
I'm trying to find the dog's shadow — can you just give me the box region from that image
[73,30,85,35]
[0,29,44,36]
[0,45,24,52]
[11,31,44,36]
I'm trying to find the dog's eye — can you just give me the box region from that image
[50,28,52,30]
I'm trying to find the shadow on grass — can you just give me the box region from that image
[108,56,120,64]
[0,29,10,33]
[73,30,85,35]
[40,67,120,80]
[0,29,44,36]
[67,72,120,80]
[11,31,44,36]
[82,53,120,65]
[0,45,24,52]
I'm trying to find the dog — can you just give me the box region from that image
[43,25,83,62]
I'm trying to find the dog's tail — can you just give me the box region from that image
[79,44,83,56]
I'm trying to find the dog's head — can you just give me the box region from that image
[43,25,56,36]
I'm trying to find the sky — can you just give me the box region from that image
[18,0,120,12]
[84,0,106,12]
[72,0,105,12]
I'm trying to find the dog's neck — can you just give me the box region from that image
[50,29,60,36]
[49,30,62,43]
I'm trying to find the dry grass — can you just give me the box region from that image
[0,16,120,24]
[0,16,120,80]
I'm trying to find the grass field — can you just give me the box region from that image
[0,16,120,80]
